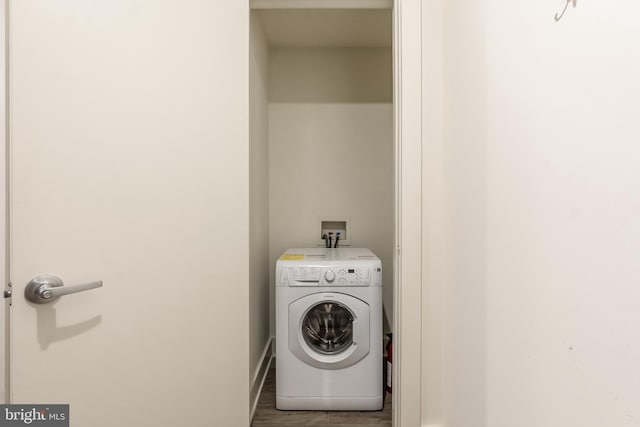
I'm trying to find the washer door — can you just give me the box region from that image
[288,292,370,370]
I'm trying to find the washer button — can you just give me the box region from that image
[325,270,336,283]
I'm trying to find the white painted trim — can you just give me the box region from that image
[250,0,392,9]
[250,337,274,421]
[393,0,422,426]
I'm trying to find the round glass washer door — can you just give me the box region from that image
[288,292,370,370]
[302,302,354,355]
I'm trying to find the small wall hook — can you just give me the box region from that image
[555,0,577,22]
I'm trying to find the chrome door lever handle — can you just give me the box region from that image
[25,274,103,304]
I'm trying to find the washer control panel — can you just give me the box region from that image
[281,266,381,287]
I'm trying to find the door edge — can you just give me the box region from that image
[393,0,423,426]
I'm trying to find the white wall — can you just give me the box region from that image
[269,47,392,102]
[269,103,394,331]
[267,47,394,332]
[249,11,271,412]
[421,1,640,426]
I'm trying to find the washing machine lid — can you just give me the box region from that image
[279,247,379,263]
[288,292,370,370]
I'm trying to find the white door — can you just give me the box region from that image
[8,1,250,426]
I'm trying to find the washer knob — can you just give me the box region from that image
[324,270,336,283]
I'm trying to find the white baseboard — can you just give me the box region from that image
[250,337,274,421]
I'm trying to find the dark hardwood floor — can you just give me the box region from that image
[252,362,392,427]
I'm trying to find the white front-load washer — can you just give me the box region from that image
[276,248,383,411]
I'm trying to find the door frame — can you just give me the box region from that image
[252,0,425,425]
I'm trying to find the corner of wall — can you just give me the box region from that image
[249,8,272,412]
